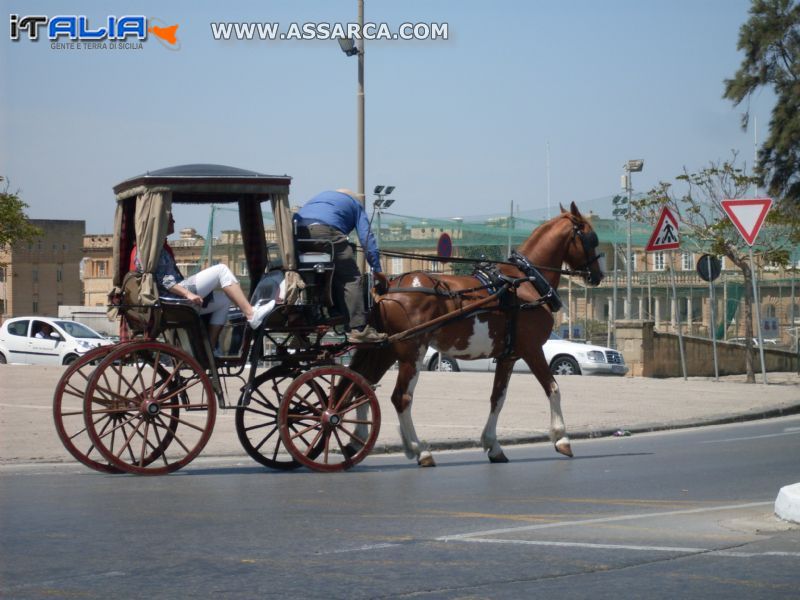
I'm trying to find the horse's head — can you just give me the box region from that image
[560,202,604,286]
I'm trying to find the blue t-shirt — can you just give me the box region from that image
[296,191,382,272]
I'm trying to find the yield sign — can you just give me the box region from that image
[645,206,680,252]
[720,198,773,245]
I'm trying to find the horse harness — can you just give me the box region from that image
[379,254,563,356]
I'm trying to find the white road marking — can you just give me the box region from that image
[699,431,800,444]
[436,501,773,541]
[450,538,800,558]
[0,403,50,410]
[317,543,401,554]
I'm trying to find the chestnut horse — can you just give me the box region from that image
[349,202,604,466]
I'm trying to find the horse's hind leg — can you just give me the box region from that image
[392,352,435,467]
[481,359,515,463]
[522,349,573,458]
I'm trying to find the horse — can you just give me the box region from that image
[348,202,604,466]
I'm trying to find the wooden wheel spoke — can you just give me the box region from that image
[338,394,371,414]
[303,428,324,458]
[253,426,279,451]
[160,411,210,433]
[338,424,368,448]
[332,428,353,466]
[332,381,356,412]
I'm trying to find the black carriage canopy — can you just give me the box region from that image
[108,164,299,317]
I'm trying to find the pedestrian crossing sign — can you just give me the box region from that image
[645,206,680,252]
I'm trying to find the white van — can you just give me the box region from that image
[0,316,114,365]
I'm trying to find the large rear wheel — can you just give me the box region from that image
[84,341,216,475]
[278,365,380,472]
[53,344,123,473]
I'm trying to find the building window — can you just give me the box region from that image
[429,260,442,273]
[32,301,38,313]
[32,269,39,282]
[681,252,692,271]
[239,260,248,275]
[62,243,68,251]
[56,266,63,282]
[764,304,777,318]
[653,252,665,271]
[97,261,106,277]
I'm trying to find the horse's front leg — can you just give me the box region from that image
[481,358,515,463]
[522,348,573,457]
[392,352,435,467]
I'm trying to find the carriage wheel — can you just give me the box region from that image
[278,365,381,472]
[235,366,324,470]
[53,344,124,473]
[84,341,216,475]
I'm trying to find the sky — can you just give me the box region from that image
[1,0,777,236]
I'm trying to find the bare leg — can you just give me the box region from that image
[221,283,254,319]
[481,358,515,463]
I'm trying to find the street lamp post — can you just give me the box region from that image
[622,159,644,319]
[611,195,628,346]
[338,0,366,272]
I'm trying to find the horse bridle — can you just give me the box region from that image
[572,222,604,283]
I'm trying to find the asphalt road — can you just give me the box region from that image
[2,415,799,599]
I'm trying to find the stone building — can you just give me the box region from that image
[0,219,85,319]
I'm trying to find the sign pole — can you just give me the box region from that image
[707,255,719,381]
[670,251,687,380]
[749,246,768,384]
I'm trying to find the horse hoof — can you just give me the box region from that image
[555,438,573,457]
[489,452,509,463]
[418,455,436,467]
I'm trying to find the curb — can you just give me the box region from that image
[371,402,800,456]
[775,483,800,524]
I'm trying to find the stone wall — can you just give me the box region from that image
[616,320,799,377]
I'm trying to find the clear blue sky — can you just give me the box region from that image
[1,0,775,235]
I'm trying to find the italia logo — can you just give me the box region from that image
[9,14,180,49]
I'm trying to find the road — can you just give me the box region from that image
[2,415,799,599]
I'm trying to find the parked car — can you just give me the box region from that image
[425,332,628,376]
[0,316,115,366]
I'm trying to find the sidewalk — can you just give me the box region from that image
[1,365,798,466]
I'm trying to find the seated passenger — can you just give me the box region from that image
[130,211,274,347]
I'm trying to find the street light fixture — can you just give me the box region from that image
[622,159,644,319]
[373,185,396,252]
[610,195,628,346]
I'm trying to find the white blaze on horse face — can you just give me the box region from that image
[452,318,494,359]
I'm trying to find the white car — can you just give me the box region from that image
[425,332,628,376]
[0,316,115,366]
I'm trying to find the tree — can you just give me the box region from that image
[0,177,41,248]
[723,0,800,211]
[632,156,800,383]
[452,243,504,275]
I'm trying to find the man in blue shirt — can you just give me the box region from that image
[295,189,387,343]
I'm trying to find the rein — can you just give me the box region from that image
[374,248,589,277]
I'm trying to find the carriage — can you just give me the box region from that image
[53,164,382,474]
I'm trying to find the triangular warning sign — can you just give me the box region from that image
[720,198,772,246]
[645,206,680,252]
